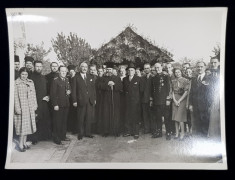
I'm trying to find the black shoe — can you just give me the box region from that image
[54,140,62,145]
[85,135,94,138]
[102,133,108,137]
[62,137,70,141]
[31,140,38,145]
[134,135,139,139]
[77,135,83,140]
[166,133,171,140]
[123,133,131,137]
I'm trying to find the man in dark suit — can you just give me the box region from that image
[50,66,71,145]
[14,55,20,80]
[189,61,213,137]
[72,62,96,140]
[123,63,144,139]
[141,63,152,134]
[151,62,170,139]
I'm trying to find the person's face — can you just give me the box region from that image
[120,68,126,76]
[69,69,76,77]
[166,64,173,74]
[15,62,20,71]
[51,63,59,73]
[175,69,182,78]
[20,71,28,81]
[136,69,141,77]
[155,63,162,74]
[205,70,211,76]
[197,62,206,74]
[112,69,118,76]
[186,69,192,78]
[211,58,219,69]
[80,63,88,74]
[97,68,104,77]
[144,64,151,74]
[34,63,43,74]
[90,66,96,75]
[59,67,68,78]
[128,68,135,77]
[106,68,113,76]
[25,61,33,70]
[183,64,189,71]
[151,67,157,75]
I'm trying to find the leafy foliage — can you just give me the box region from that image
[51,32,92,66]
[25,42,52,61]
[93,26,174,65]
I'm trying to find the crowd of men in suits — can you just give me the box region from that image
[14,55,220,146]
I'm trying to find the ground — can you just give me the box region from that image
[9,132,223,164]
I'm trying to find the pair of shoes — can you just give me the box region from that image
[102,133,108,137]
[62,137,70,141]
[166,133,171,140]
[31,140,38,145]
[85,135,94,138]
[77,135,83,140]
[123,133,131,137]
[174,136,179,139]
[54,140,62,145]
[134,135,139,139]
[152,132,162,138]
[23,145,30,150]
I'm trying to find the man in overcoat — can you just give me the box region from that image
[141,63,152,134]
[123,63,144,139]
[151,62,170,138]
[189,61,213,137]
[50,66,71,145]
[72,62,96,140]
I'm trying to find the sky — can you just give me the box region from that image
[8,8,227,63]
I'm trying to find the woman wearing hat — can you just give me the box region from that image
[14,67,37,152]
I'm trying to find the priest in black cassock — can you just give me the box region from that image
[67,65,77,134]
[98,62,123,137]
[28,60,52,144]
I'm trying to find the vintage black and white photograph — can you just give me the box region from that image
[5,8,227,169]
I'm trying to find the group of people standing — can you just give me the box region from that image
[13,54,221,152]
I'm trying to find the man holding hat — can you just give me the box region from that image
[14,55,20,80]
[24,56,34,79]
[123,62,144,139]
[98,61,123,137]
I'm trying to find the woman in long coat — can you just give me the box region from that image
[172,68,189,140]
[14,67,37,152]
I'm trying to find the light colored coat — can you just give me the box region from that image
[14,78,37,135]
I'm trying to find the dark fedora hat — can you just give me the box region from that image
[127,62,136,70]
[104,61,115,69]
[24,56,34,63]
[67,64,76,71]
[14,55,20,62]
